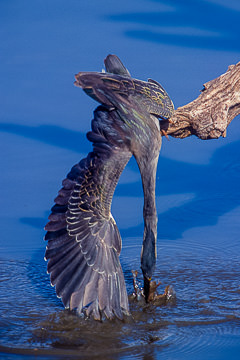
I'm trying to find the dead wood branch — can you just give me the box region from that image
[160,62,240,140]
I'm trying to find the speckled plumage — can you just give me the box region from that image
[44,55,174,319]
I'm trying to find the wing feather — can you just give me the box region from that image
[47,241,79,274]
[45,107,131,319]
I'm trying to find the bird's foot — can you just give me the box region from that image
[131,270,176,305]
[149,283,176,305]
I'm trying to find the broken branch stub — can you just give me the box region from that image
[161,61,240,140]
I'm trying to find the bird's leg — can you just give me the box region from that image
[141,210,158,302]
[135,140,161,302]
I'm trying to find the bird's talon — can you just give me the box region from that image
[131,271,174,304]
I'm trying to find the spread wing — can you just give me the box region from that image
[45,106,132,320]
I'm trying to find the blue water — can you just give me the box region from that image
[1,1,240,359]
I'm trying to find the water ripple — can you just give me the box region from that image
[0,235,240,359]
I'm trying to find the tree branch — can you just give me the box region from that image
[160,61,240,140]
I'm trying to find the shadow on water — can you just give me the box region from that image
[157,138,240,239]
[0,123,89,153]
[108,0,240,52]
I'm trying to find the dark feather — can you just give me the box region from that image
[44,107,131,319]
[45,228,68,241]
[45,55,173,319]
[104,54,131,77]
[51,249,81,286]
[47,241,79,273]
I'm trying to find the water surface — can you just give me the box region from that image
[1,0,240,359]
[1,229,240,359]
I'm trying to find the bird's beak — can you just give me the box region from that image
[143,276,151,302]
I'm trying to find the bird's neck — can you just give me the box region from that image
[134,137,161,279]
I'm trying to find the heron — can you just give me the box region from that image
[44,55,174,320]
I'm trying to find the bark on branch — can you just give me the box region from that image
[161,61,240,140]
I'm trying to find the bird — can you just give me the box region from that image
[44,55,174,320]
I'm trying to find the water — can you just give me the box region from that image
[1,0,240,359]
[1,229,240,359]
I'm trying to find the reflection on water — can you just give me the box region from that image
[1,232,240,359]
